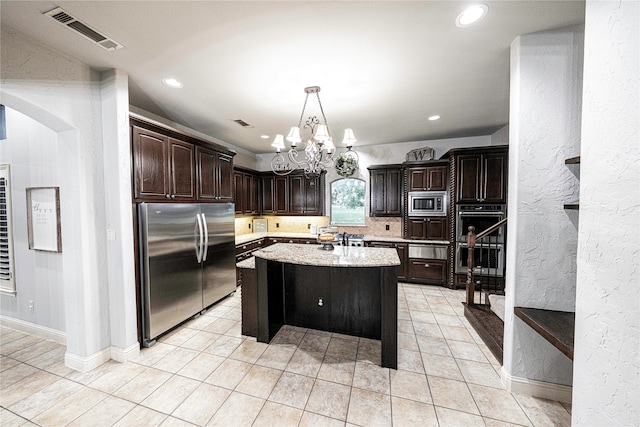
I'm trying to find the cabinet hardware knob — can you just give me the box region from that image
[318,298,324,307]
[424,264,430,268]
[165,194,171,199]
[170,195,176,199]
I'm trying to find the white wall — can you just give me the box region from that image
[0,108,66,334]
[0,27,138,369]
[573,1,639,425]
[503,26,584,401]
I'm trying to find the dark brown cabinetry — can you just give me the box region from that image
[132,126,196,201]
[197,147,233,201]
[233,168,260,215]
[456,150,507,203]
[406,217,447,241]
[261,171,324,216]
[368,165,402,217]
[366,241,407,280]
[407,259,447,285]
[131,117,235,203]
[406,164,447,191]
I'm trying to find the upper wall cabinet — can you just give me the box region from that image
[234,167,260,215]
[131,117,235,203]
[368,164,402,217]
[405,163,448,192]
[450,147,508,204]
[261,171,324,216]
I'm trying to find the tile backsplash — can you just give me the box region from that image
[234,216,402,237]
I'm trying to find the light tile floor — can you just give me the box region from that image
[1,283,572,426]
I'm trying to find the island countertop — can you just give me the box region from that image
[252,243,400,268]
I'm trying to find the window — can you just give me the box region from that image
[0,164,15,294]
[330,178,365,225]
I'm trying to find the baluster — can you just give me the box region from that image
[466,226,476,306]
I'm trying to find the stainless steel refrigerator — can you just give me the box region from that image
[138,202,236,346]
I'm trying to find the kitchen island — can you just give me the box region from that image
[252,243,400,369]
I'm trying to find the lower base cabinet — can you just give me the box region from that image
[407,259,447,285]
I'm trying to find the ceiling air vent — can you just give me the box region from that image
[232,119,254,128]
[44,7,124,51]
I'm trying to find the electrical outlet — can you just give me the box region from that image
[308,223,311,229]
[29,300,34,311]
[248,223,251,229]
[385,224,390,231]
[276,223,279,228]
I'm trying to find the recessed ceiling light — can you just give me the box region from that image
[260,135,270,139]
[456,4,488,27]
[162,78,183,88]
[428,115,441,121]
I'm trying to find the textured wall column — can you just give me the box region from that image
[502,27,584,401]
[572,1,639,425]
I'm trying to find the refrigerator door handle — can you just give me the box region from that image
[201,213,209,262]
[195,213,204,263]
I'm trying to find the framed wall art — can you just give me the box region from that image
[26,187,62,252]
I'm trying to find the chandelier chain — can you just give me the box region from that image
[315,92,330,137]
[297,92,310,128]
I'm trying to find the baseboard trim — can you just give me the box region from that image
[65,347,111,373]
[111,342,140,363]
[0,315,66,344]
[501,367,573,403]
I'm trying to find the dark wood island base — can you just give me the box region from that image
[251,244,399,369]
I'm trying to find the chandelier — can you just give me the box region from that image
[271,86,359,179]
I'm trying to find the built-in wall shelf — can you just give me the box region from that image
[514,307,575,360]
[564,156,581,164]
[563,203,580,210]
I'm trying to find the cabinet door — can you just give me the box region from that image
[289,175,305,214]
[481,152,507,203]
[304,176,323,215]
[457,155,481,202]
[426,217,447,240]
[408,259,447,284]
[243,173,259,214]
[233,171,244,213]
[168,138,195,200]
[370,170,388,216]
[216,154,234,201]
[427,166,447,191]
[385,168,402,215]
[197,146,218,201]
[132,126,169,200]
[261,176,275,213]
[406,218,428,240]
[407,168,428,191]
[274,176,289,213]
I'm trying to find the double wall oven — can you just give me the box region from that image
[455,204,506,277]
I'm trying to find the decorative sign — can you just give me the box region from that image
[406,147,435,162]
[26,187,62,252]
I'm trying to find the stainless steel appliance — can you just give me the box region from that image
[336,233,365,247]
[455,204,506,277]
[456,204,505,243]
[138,202,236,347]
[407,191,447,216]
[455,242,504,276]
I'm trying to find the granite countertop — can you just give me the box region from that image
[252,243,400,268]
[235,232,315,245]
[236,232,449,246]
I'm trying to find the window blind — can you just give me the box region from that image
[0,164,15,294]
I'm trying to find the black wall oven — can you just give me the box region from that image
[455,204,506,277]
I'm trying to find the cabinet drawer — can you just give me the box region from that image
[408,259,447,284]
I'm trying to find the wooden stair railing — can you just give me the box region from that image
[466,218,508,306]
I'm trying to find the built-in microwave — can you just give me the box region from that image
[407,191,447,216]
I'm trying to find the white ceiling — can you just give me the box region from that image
[1,1,584,154]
